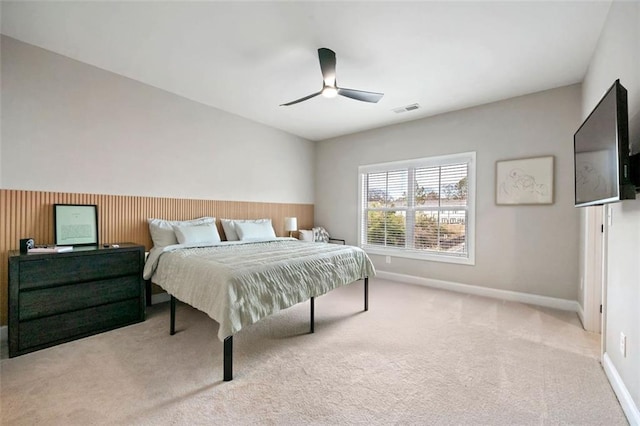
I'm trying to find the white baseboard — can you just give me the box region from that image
[375,271,580,312]
[0,325,7,343]
[576,303,586,328]
[603,352,640,425]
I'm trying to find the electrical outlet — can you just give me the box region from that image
[385,256,391,264]
[620,332,627,357]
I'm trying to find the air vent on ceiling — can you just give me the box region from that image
[392,103,420,114]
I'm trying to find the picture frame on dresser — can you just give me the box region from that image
[54,204,99,246]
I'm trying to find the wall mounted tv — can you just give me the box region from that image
[574,79,636,207]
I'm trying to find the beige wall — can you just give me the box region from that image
[0,36,315,203]
[315,84,581,301]
[582,0,640,416]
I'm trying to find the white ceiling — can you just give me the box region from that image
[1,1,611,141]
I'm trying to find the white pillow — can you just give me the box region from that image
[220,219,237,241]
[234,220,276,241]
[148,217,215,248]
[221,218,270,241]
[173,223,221,244]
[298,229,314,241]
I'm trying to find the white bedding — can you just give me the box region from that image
[146,238,375,340]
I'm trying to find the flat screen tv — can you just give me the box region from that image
[574,79,636,207]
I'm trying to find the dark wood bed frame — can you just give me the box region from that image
[168,277,369,381]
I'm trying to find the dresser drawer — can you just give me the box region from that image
[19,275,141,321]
[18,250,140,290]
[17,298,142,352]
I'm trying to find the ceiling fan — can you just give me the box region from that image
[280,48,384,106]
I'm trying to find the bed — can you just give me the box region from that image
[144,237,375,381]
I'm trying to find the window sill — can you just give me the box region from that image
[362,246,475,266]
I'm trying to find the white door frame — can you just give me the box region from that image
[600,205,610,358]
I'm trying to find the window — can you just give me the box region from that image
[358,152,475,265]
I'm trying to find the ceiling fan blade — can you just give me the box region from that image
[280,91,322,106]
[337,87,384,103]
[281,48,383,106]
[318,48,337,86]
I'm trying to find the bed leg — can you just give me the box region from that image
[364,277,369,312]
[310,297,315,334]
[145,280,152,307]
[224,336,233,382]
[170,296,176,335]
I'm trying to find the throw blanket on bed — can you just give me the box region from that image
[148,239,375,340]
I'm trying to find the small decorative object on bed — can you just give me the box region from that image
[496,156,554,205]
[313,226,330,242]
[54,204,99,246]
[145,219,374,381]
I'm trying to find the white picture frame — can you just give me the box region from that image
[496,156,554,205]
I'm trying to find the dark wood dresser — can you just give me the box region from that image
[8,243,145,357]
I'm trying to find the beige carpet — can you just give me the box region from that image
[0,279,628,425]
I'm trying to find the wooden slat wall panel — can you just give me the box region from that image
[0,189,314,325]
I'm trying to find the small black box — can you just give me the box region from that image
[19,238,34,254]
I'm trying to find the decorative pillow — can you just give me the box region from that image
[312,226,330,243]
[298,229,314,241]
[234,220,276,241]
[172,223,221,244]
[221,218,270,241]
[148,217,215,248]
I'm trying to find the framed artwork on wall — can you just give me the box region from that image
[54,204,99,246]
[496,156,554,205]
